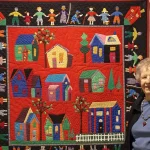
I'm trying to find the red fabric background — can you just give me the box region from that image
[8,26,124,140]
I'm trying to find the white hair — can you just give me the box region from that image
[135,57,150,82]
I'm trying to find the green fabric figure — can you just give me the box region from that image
[114,145,121,150]
[9,7,23,25]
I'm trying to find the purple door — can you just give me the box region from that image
[52,58,57,68]
[48,89,56,101]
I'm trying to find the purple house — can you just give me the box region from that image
[45,74,72,101]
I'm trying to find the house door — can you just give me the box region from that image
[98,119,104,133]
[54,125,60,140]
[52,58,57,68]
[68,89,71,100]
[31,88,35,98]
[35,88,41,98]
[32,130,37,141]
[48,89,56,101]
[23,51,28,61]
[84,79,89,92]
[109,52,116,63]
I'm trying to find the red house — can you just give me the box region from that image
[124,6,145,25]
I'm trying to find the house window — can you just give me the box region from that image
[115,125,120,130]
[91,112,94,116]
[52,52,56,55]
[18,47,22,54]
[17,74,21,80]
[48,126,52,135]
[20,124,23,130]
[14,85,18,92]
[96,111,103,116]
[84,79,88,83]
[118,110,121,115]
[99,119,103,122]
[93,46,98,54]
[59,53,64,63]
[108,37,116,42]
[116,116,119,122]
[93,83,97,90]
[17,132,20,136]
[33,122,36,128]
[110,47,116,51]
[99,79,104,87]
[22,89,27,95]
[34,48,36,57]
[50,92,53,95]
[106,111,109,115]
[99,48,102,57]
[136,13,139,18]
[28,50,31,54]
[65,82,68,84]
[55,126,58,133]
[131,9,134,12]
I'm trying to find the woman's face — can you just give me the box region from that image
[140,67,150,95]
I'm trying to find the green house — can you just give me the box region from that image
[15,34,39,61]
[79,69,106,93]
[44,114,70,141]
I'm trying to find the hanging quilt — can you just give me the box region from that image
[0,0,148,150]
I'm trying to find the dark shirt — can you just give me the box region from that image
[123,91,145,150]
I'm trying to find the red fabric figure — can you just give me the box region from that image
[24,12,33,25]
[102,145,110,150]
[125,42,138,50]
[0,122,5,129]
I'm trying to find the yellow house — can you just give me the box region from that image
[46,44,73,68]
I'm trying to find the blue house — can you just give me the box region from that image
[15,34,39,61]
[11,69,42,98]
[15,107,40,141]
[88,101,121,133]
[31,75,42,98]
[89,33,121,63]
[11,69,31,97]
[45,74,72,101]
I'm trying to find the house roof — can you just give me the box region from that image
[45,74,70,82]
[89,101,117,108]
[48,85,60,90]
[31,75,41,87]
[11,69,18,79]
[90,33,121,46]
[80,70,105,79]
[16,108,31,123]
[16,34,34,45]
[24,69,32,80]
[48,114,65,124]
[11,69,32,80]
[26,113,39,123]
[46,44,69,54]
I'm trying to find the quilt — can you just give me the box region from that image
[0,0,148,150]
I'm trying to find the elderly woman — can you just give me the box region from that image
[124,58,150,150]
